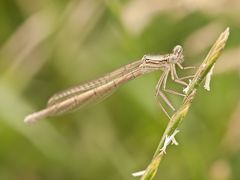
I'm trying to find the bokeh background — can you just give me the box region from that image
[0,0,240,179]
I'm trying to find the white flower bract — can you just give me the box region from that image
[132,170,146,177]
[183,79,192,94]
[204,63,215,91]
[160,129,180,154]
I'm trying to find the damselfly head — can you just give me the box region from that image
[173,45,183,56]
[169,45,184,64]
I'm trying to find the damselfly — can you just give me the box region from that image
[24,45,194,123]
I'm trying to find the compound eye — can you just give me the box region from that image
[173,45,183,56]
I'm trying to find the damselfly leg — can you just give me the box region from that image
[155,64,195,119]
[155,69,175,119]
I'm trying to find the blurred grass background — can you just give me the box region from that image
[0,0,240,179]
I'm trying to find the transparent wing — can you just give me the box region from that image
[47,67,143,116]
[47,60,142,107]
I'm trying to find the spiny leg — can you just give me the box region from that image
[156,65,192,118]
[157,91,173,119]
[155,62,195,118]
[178,75,195,80]
[157,90,175,111]
[176,63,195,80]
[155,70,167,96]
[155,69,176,119]
[170,64,188,86]
[157,65,190,118]
[177,62,195,70]
[163,67,186,97]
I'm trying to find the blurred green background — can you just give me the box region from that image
[0,0,240,179]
